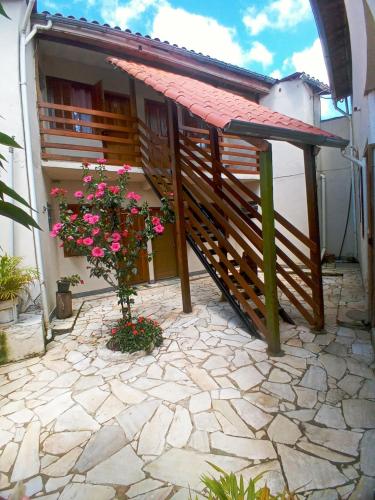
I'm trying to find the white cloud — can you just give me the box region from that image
[100,0,160,29]
[283,38,329,84]
[247,41,273,67]
[150,4,246,65]
[243,0,311,35]
[270,69,282,79]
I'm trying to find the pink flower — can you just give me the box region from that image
[83,175,92,183]
[70,214,78,222]
[96,158,107,164]
[131,207,139,215]
[50,187,60,197]
[52,222,63,232]
[74,191,84,199]
[95,190,104,198]
[97,182,107,191]
[152,216,161,225]
[76,238,84,245]
[126,191,142,202]
[111,232,121,242]
[118,165,131,174]
[50,230,58,238]
[86,194,94,201]
[91,246,105,257]
[108,185,120,195]
[67,236,74,241]
[110,242,121,252]
[154,224,165,234]
[92,227,100,236]
[83,237,94,246]
[89,215,100,224]
[122,229,129,237]
[83,213,92,222]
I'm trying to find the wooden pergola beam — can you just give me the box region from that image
[167,100,192,313]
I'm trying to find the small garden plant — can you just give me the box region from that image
[0,255,39,301]
[50,160,173,354]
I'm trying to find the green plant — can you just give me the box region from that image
[58,274,83,287]
[107,316,163,353]
[0,331,7,365]
[191,463,297,500]
[0,255,39,301]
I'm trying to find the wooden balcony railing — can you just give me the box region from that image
[179,125,260,175]
[38,101,141,166]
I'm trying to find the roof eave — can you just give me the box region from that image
[224,120,349,149]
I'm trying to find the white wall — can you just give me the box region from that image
[261,80,320,254]
[318,117,354,258]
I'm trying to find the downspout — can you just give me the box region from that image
[8,145,15,256]
[320,173,326,260]
[19,0,52,331]
[333,99,358,259]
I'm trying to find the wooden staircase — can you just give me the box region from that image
[138,117,323,344]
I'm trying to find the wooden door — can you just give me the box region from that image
[151,209,178,280]
[103,92,132,162]
[120,213,150,285]
[145,100,169,138]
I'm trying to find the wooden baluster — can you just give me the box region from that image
[129,77,140,166]
[167,100,192,313]
[304,145,325,331]
[259,145,281,354]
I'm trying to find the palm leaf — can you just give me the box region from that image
[0,201,40,229]
[0,132,21,149]
[0,181,34,210]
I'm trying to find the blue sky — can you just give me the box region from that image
[38,0,338,116]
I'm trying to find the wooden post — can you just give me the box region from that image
[304,145,325,331]
[167,100,192,313]
[209,127,227,300]
[128,77,140,164]
[259,145,281,354]
[56,292,72,319]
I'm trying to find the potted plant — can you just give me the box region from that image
[0,255,39,324]
[56,274,83,293]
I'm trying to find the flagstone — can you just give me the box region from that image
[34,392,74,426]
[346,358,374,379]
[73,387,108,413]
[43,447,82,477]
[303,423,361,455]
[189,391,211,413]
[202,356,229,370]
[0,442,18,473]
[229,365,265,391]
[59,483,116,500]
[232,350,251,367]
[167,405,192,447]
[319,353,347,379]
[109,380,146,404]
[244,391,279,412]
[43,431,91,455]
[87,445,145,486]
[314,404,346,429]
[268,368,292,383]
[299,366,327,391]
[241,460,285,496]
[0,400,25,416]
[194,411,221,432]
[126,478,165,498]
[11,421,40,482]
[189,430,210,452]
[0,376,33,397]
[348,476,375,500]
[50,371,80,388]
[148,381,198,403]
[326,388,346,404]
[213,400,254,437]
[278,444,347,492]
[360,429,375,476]
[8,408,34,424]
[45,475,73,493]
[297,441,354,463]
[285,409,316,422]
[262,381,295,402]
[55,404,100,431]
[267,415,302,444]
[74,425,127,473]
[95,395,126,423]
[337,374,362,395]
[73,375,105,391]
[359,379,375,399]
[342,399,375,428]
[144,448,249,490]
[187,367,218,390]
[138,404,173,455]
[211,431,276,459]
[163,365,189,381]
[231,398,273,431]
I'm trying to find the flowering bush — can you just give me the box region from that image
[50,160,174,353]
[108,316,163,353]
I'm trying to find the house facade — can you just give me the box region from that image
[0,0,346,351]
[310,0,375,330]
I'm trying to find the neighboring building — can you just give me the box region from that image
[0,0,346,350]
[310,0,375,328]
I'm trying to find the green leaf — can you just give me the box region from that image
[0,201,41,230]
[0,132,21,149]
[0,181,34,210]
[0,2,10,19]
[0,153,6,169]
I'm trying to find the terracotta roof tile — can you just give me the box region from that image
[109,58,347,147]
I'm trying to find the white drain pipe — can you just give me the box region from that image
[8,145,15,256]
[320,173,326,260]
[19,0,52,329]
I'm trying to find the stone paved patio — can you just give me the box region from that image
[0,265,374,499]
